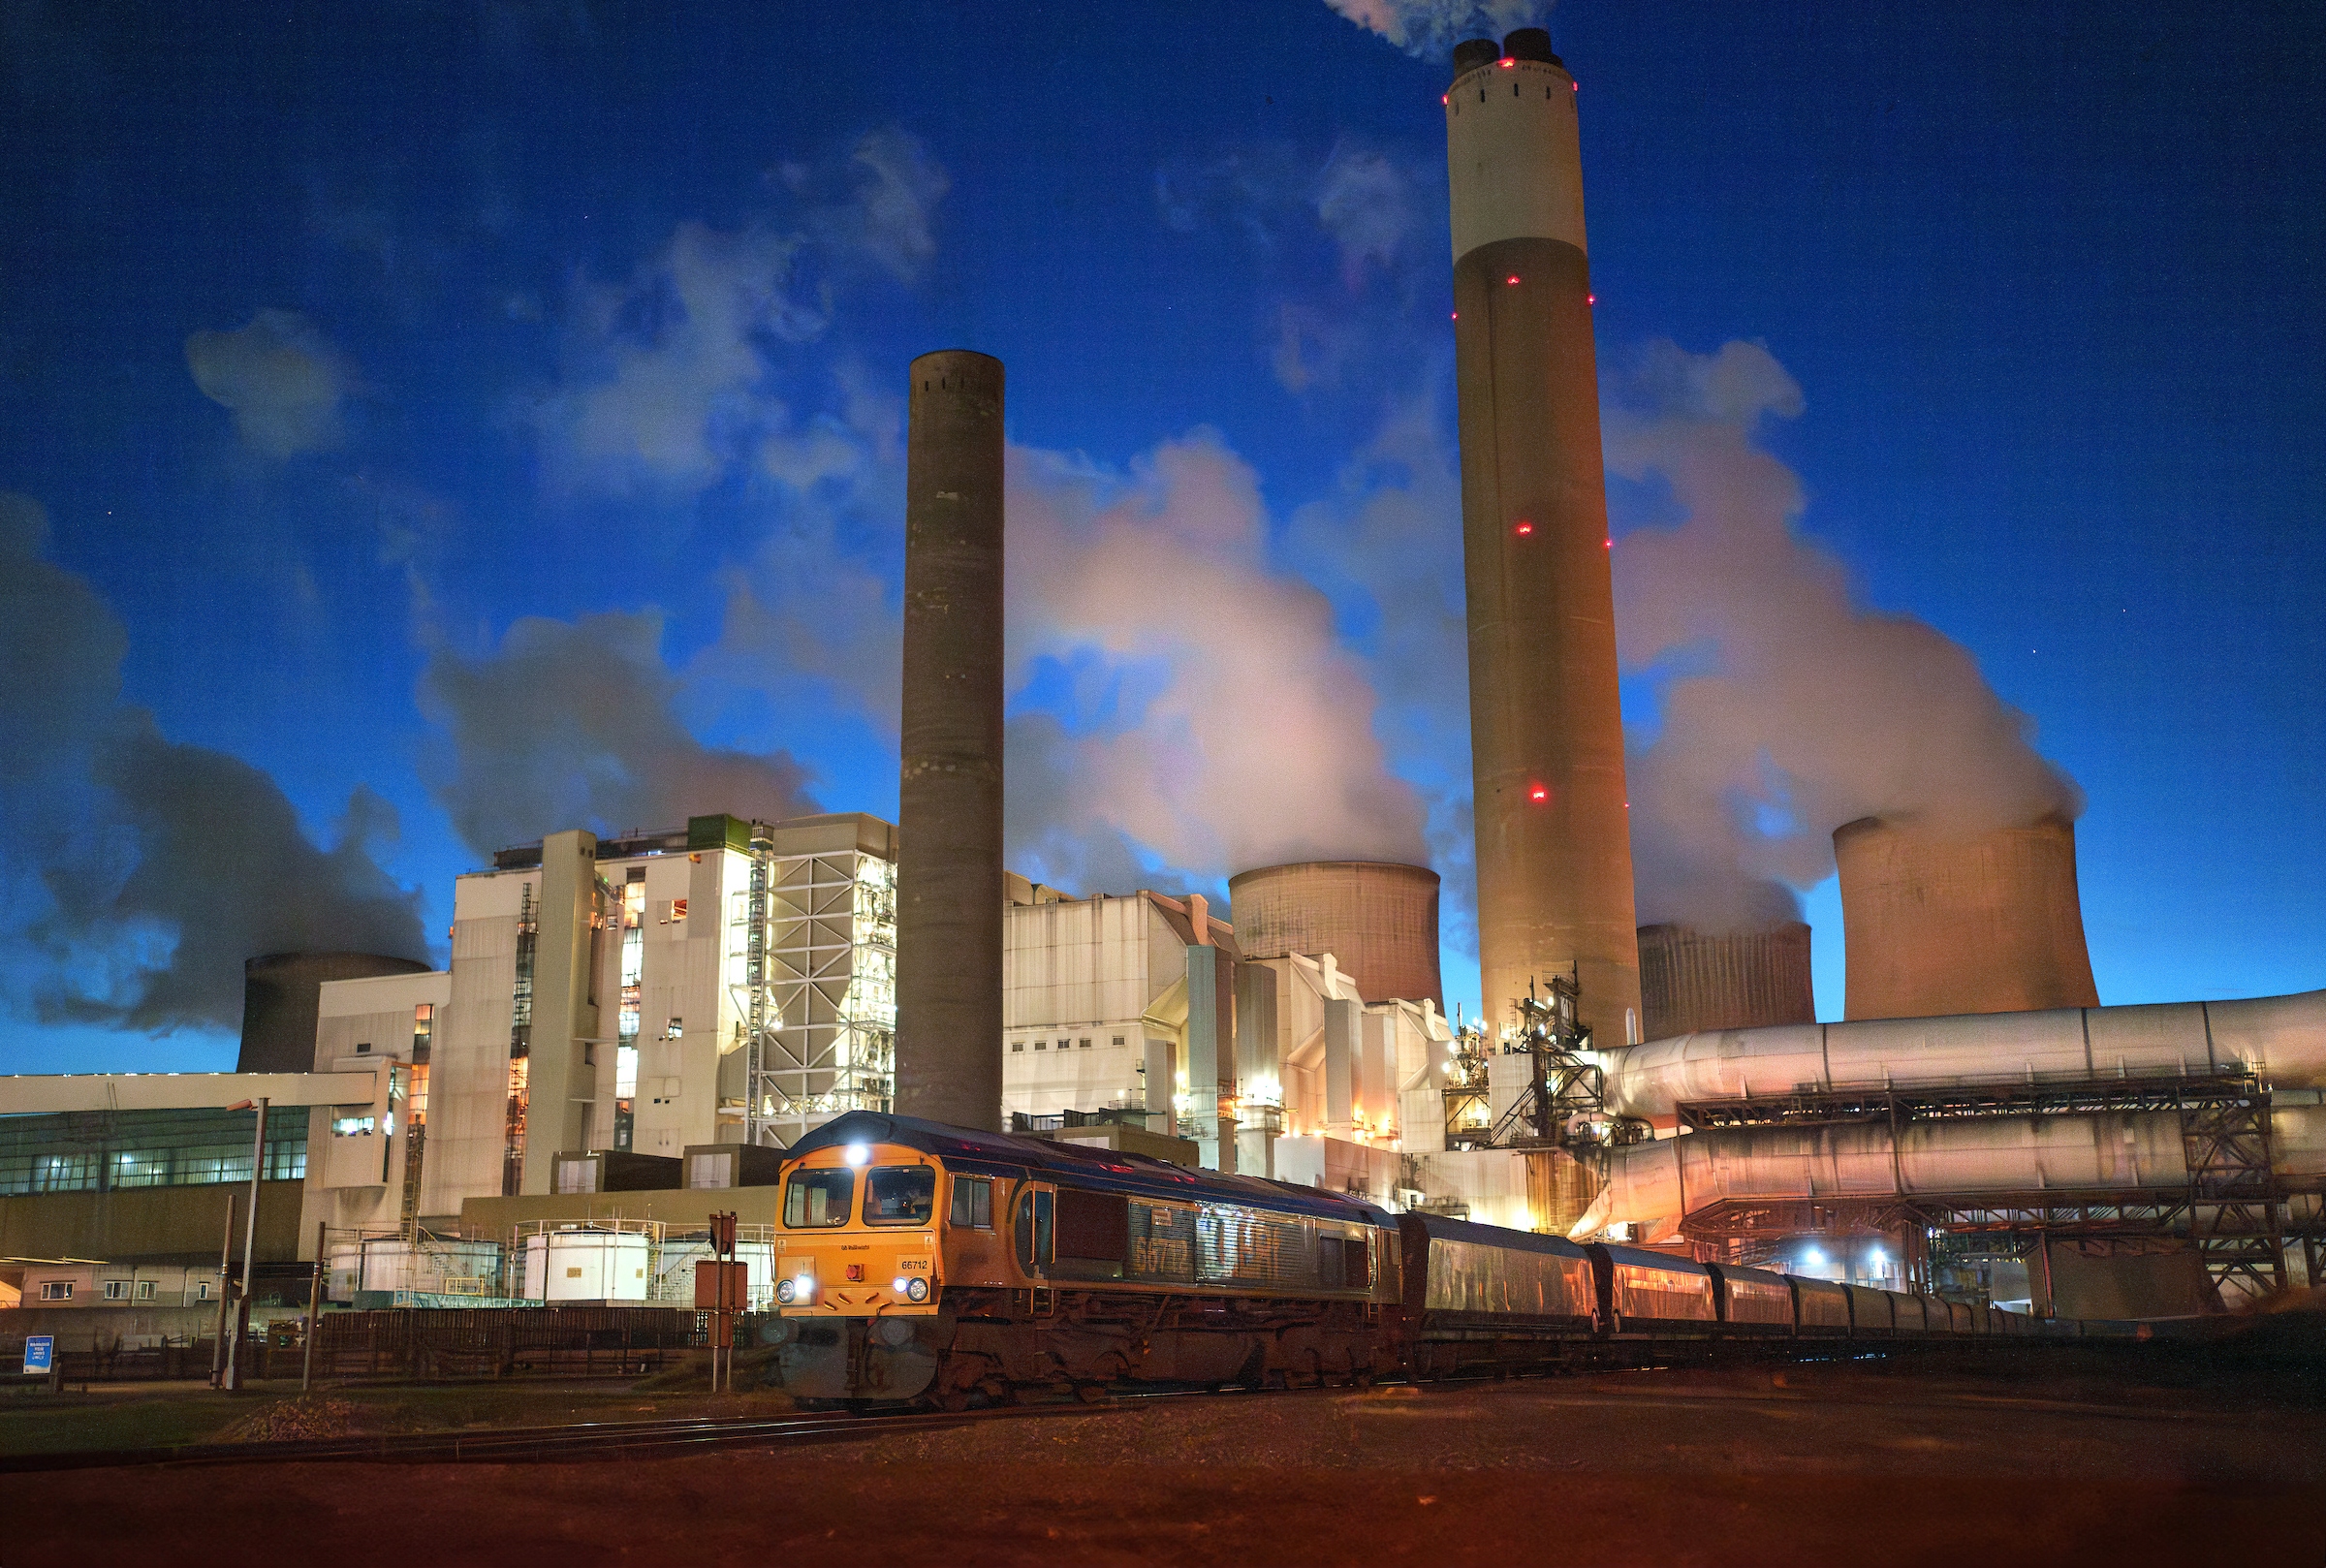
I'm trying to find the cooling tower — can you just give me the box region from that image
[1445,29,1641,1046]
[1228,862,1442,1008]
[1636,922,1813,1043]
[238,951,432,1075]
[893,350,1006,1132]
[1836,814,2100,1022]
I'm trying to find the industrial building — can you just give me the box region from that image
[3,28,2319,1343]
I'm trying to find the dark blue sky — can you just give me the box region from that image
[2,0,2318,1073]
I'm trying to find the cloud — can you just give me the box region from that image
[418,608,820,855]
[184,309,350,457]
[1321,0,1548,57]
[1004,434,1430,891]
[526,129,946,498]
[0,494,427,1033]
[1608,340,2084,931]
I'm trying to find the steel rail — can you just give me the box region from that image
[0,1399,1104,1475]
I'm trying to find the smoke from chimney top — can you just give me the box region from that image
[1609,341,2084,932]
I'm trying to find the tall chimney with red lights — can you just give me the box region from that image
[1446,29,1641,1047]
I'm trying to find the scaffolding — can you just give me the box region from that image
[733,825,897,1149]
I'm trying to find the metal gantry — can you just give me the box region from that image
[1673,1070,2313,1296]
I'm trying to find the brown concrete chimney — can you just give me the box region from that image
[1444,31,1640,1046]
[1636,922,1814,1042]
[893,350,1006,1131]
[1835,814,2100,1021]
[1228,861,1443,1009]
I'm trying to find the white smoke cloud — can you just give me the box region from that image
[417,608,820,856]
[1004,434,1430,892]
[1321,0,1547,57]
[1609,340,2084,930]
[524,129,946,497]
[0,493,427,1033]
[184,309,349,458]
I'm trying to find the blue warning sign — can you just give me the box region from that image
[22,1334,54,1375]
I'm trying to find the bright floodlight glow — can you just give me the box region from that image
[1804,1246,1826,1267]
[843,1143,870,1167]
[893,1276,910,1294]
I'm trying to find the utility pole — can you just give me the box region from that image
[301,1218,326,1394]
[208,1192,236,1390]
[224,1098,267,1392]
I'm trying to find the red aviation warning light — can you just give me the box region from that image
[1514,520,1534,536]
[1506,275,1521,285]
[1528,784,1550,803]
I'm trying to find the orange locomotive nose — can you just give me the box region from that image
[846,1264,864,1282]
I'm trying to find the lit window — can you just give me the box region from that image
[40,1281,72,1301]
[331,1113,378,1138]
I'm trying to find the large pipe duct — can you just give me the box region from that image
[1602,988,2326,1122]
[1578,1099,2326,1244]
[1228,861,1443,1008]
[1636,922,1813,1043]
[1836,813,2100,1020]
[1446,29,1641,1047]
[893,350,1006,1132]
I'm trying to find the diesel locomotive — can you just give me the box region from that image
[762,1112,2065,1406]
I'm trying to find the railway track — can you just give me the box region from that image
[0,1399,1107,1475]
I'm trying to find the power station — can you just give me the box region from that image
[1,25,2316,1350]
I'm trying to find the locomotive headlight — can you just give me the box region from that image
[892,1276,910,1295]
[775,1278,796,1304]
[905,1276,929,1302]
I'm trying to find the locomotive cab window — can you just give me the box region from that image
[949,1174,993,1228]
[782,1168,856,1228]
[864,1165,936,1226]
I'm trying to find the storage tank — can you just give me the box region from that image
[238,951,431,1074]
[1228,862,1442,1008]
[1637,922,1813,1042]
[520,1229,653,1303]
[356,1238,504,1299]
[1835,814,2100,1021]
[654,1239,778,1308]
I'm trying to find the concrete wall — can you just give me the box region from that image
[0,1182,305,1266]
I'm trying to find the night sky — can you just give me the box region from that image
[3,1,2319,1075]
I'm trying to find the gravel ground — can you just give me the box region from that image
[4,1354,2320,1566]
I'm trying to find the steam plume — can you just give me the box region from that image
[1609,341,2084,931]
[1321,0,1548,56]
[0,494,427,1033]
[418,609,820,856]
